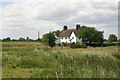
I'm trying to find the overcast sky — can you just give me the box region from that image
[0,0,118,39]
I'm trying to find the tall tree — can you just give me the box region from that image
[19,37,25,42]
[78,26,104,46]
[108,34,117,42]
[53,30,60,37]
[2,37,11,42]
[42,32,56,47]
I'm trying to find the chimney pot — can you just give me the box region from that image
[63,25,67,30]
[76,24,80,30]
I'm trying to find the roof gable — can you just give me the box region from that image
[59,29,80,37]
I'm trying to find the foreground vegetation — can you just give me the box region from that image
[2,42,120,78]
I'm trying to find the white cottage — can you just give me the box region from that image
[55,24,82,43]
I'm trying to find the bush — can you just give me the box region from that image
[56,43,71,47]
[56,43,61,46]
[103,43,118,47]
[63,43,71,46]
[85,42,118,47]
[118,41,120,46]
[75,42,82,45]
[70,44,81,48]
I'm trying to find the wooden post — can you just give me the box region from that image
[61,42,63,49]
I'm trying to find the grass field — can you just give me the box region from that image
[1,42,120,78]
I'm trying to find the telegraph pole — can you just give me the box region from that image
[38,30,40,39]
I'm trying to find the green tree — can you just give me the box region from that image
[42,32,56,47]
[103,39,107,42]
[11,39,18,42]
[26,37,29,42]
[36,38,42,42]
[53,30,60,37]
[19,37,25,42]
[78,26,104,46]
[2,37,11,42]
[108,34,117,42]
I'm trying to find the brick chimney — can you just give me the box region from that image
[63,25,67,30]
[76,24,80,30]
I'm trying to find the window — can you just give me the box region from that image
[62,37,63,39]
[65,37,67,39]
[72,37,74,39]
[68,37,70,39]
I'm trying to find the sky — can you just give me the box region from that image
[0,0,119,39]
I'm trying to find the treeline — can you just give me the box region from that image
[0,37,42,42]
[0,25,119,48]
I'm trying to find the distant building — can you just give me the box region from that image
[54,24,82,43]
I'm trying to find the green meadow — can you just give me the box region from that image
[2,42,120,78]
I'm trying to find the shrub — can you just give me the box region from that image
[75,42,81,45]
[70,44,81,48]
[56,43,61,46]
[103,43,118,47]
[63,43,71,47]
[56,43,71,47]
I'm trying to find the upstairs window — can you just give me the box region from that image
[72,37,74,39]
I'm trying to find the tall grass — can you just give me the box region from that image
[2,42,120,78]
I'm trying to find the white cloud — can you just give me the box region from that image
[1,1,118,39]
[3,0,117,2]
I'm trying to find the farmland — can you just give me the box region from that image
[1,42,120,78]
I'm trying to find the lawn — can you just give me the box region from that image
[1,42,120,78]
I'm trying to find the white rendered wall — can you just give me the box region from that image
[55,32,82,43]
[60,37,70,43]
[70,32,77,43]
